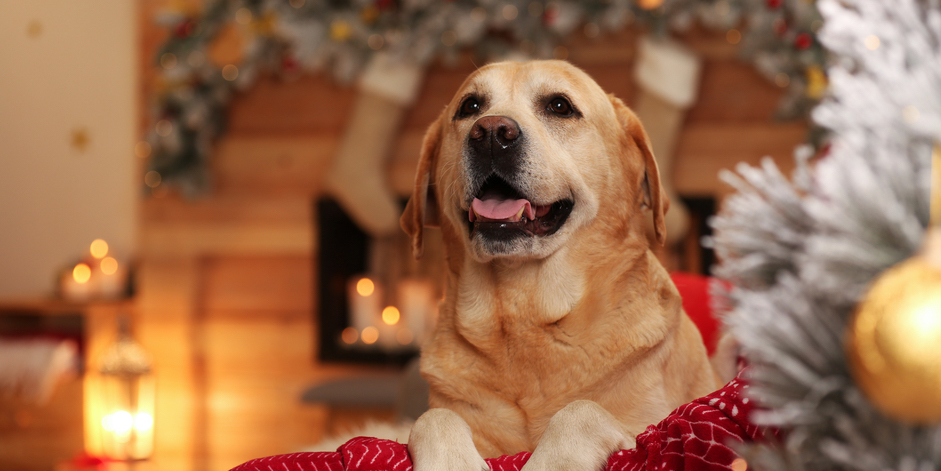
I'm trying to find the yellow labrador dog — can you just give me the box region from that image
[401,60,718,471]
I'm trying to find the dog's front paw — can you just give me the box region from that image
[409,408,490,471]
[520,401,634,471]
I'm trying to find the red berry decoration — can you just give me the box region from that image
[795,32,812,50]
[174,19,194,38]
[543,7,558,25]
[282,56,299,72]
[767,0,782,8]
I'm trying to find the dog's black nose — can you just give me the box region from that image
[468,116,523,177]
[470,116,521,147]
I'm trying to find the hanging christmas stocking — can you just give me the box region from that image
[633,36,702,247]
[326,53,424,237]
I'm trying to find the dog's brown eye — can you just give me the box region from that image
[547,97,574,116]
[459,97,481,117]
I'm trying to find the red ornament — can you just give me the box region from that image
[174,19,194,38]
[282,56,299,72]
[795,32,813,50]
[767,0,782,8]
[542,7,558,25]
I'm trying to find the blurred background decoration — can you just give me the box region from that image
[146,0,827,199]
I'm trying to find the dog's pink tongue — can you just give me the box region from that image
[470,197,533,222]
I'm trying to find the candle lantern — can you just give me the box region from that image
[91,316,155,461]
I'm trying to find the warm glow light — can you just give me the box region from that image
[726,29,741,45]
[356,278,375,297]
[235,8,252,24]
[134,141,151,159]
[102,410,133,434]
[637,0,665,10]
[101,257,118,275]
[73,263,92,284]
[160,53,177,70]
[361,326,379,344]
[865,35,880,50]
[396,328,414,345]
[222,64,239,81]
[144,170,162,188]
[341,327,358,345]
[382,306,401,325]
[502,4,518,20]
[155,120,173,137]
[134,412,154,431]
[90,239,109,258]
[583,22,599,38]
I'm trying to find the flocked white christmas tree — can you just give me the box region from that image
[709,0,940,469]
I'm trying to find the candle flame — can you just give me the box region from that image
[101,257,118,275]
[90,239,109,259]
[341,327,358,345]
[361,326,379,345]
[382,306,400,325]
[356,278,375,297]
[73,263,91,284]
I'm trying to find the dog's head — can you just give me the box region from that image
[402,60,667,263]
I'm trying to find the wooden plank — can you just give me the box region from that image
[141,223,313,257]
[211,136,337,195]
[201,257,312,313]
[673,122,807,197]
[133,258,202,471]
[228,75,358,136]
[200,315,401,470]
[141,194,314,257]
[143,193,312,226]
[0,379,84,471]
[686,60,785,122]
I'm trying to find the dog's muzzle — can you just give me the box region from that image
[464,116,574,241]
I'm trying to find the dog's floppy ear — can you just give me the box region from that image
[609,95,669,246]
[401,115,442,259]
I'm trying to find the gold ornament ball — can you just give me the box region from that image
[846,255,941,424]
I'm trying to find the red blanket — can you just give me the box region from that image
[231,369,761,471]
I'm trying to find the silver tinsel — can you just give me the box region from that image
[709,0,939,469]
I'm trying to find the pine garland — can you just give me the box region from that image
[710,0,939,468]
[146,0,825,196]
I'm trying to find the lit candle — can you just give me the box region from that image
[348,276,382,336]
[62,262,94,301]
[378,306,400,349]
[397,279,436,346]
[97,256,126,299]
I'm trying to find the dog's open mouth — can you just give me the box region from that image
[466,176,573,238]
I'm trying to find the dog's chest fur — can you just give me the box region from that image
[421,251,684,455]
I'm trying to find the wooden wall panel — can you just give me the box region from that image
[0,379,84,471]
[673,122,806,198]
[212,137,336,195]
[228,76,357,136]
[198,256,400,470]
[202,256,312,313]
